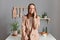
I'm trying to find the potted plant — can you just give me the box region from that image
[11,21,19,36]
[40,27,48,37]
[42,12,48,18]
[42,12,49,23]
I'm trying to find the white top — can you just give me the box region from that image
[39,34,56,40]
[6,34,56,40]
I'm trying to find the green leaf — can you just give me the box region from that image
[11,21,19,31]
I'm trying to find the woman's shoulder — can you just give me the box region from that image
[22,15,27,19]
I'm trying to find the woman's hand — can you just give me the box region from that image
[32,17,37,29]
[25,35,28,40]
[33,11,37,18]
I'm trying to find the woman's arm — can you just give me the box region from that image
[22,16,28,40]
[37,16,40,28]
[33,16,40,30]
[22,16,26,36]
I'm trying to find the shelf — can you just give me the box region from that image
[40,18,50,21]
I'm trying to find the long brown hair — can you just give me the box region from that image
[26,3,37,18]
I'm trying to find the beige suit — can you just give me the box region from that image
[22,16,40,40]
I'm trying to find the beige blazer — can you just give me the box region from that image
[22,16,40,40]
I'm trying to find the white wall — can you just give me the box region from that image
[47,0,60,40]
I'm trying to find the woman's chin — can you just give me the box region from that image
[30,11,33,14]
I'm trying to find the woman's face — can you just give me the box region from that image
[29,5,35,14]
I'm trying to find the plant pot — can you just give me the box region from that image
[12,30,18,36]
[44,16,48,18]
[40,32,48,37]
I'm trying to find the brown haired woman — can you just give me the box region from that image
[22,3,40,40]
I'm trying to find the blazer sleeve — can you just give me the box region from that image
[22,16,26,37]
[33,16,40,29]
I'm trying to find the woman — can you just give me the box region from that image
[22,3,40,40]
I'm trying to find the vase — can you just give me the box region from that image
[12,30,18,36]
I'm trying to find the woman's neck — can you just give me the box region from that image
[28,13,33,17]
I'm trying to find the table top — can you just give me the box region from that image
[39,34,56,40]
[6,33,56,40]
